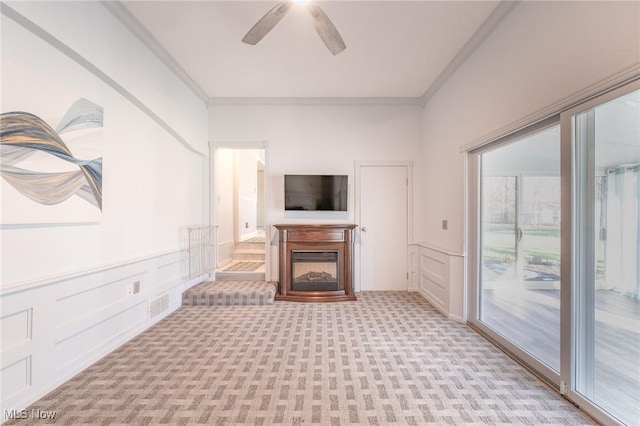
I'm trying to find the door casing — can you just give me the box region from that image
[355,161,413,292]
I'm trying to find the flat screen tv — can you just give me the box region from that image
[284,174,348,211]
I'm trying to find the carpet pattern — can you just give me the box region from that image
[182,281,276,306]
[6,292,595,425]
[223,262,264,272]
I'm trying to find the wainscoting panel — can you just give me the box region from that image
[54,302,148,374]
[0,250,207,418]
[156,256,187,296]
[421,253,446,284]
[0,308,32,350]
[412,244,465,322]
[56,272,148,323]
[0,356,32,403]
[421,274,446,309]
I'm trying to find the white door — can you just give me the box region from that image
[359,165,408,291]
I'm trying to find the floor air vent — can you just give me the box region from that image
[149,294,169,318]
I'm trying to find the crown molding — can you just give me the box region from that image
[101,1,210,105]
[208,97,425,107]
[420,0,521,105]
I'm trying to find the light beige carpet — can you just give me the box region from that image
[183,281,276,306]
[222,262,264,272]
[5,292,595,425]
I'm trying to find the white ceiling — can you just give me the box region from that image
[121,1,501,100]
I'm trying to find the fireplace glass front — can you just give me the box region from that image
[291,251,339,291]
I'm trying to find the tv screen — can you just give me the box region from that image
[285,174,348,211]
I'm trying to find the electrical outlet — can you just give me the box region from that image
[442,219,448,230]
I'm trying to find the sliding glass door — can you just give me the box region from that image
[564,84,640,425]
[470,80,639,425]
[473,124,562,378]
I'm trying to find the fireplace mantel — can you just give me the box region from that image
[275,224,357,302]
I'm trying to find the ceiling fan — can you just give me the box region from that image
[241,1,346,56]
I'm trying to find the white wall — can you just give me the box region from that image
[214,149,236,266]
[0,2,208,417]
[236,149,259,240]
[419,0,640,319]
[257,169,265,229]
[210,103,424,280]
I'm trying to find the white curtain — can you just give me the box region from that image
[605,164,639,298]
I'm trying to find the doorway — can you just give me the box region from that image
[212,142,268,281]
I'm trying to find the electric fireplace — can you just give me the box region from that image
[275,224,357,302]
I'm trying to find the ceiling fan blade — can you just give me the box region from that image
[308,3,346,56]
[242,1,292,45]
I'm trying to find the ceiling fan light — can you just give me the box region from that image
[242,0,345,55]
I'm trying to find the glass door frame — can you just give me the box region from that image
[560,79,640,426]
[467,116,562,389]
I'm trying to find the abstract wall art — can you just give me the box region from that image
[0,99,104,226]
[0,98,103,211]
